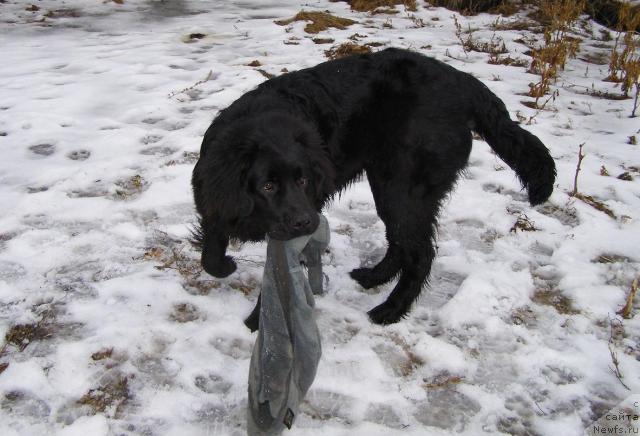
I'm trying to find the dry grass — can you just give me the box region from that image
[605,2,640,115]
[325,42,372,60]
[428,0,506,15]
[4,310,56,352]
[568,143,617,218]
[532,289,580,315]
[528,0,585,105]
[44,8,81,18]
[168,70,213,99]
[256,68,275,79]
[617,171,633,181]
[389,333,425,376]
[77,373,130,416]
[570,142,586,197]
[595,253,633,263]
[345,0,417,12]
[574,192,617,218]
[114,174,147,200]
[607,318,631,390]
[164,151,199,167]
[454,17,527,66]
[275,11,356,34]
[423,374,464,389]
[312,37,335,44]
[169,302,201,323]
[490,56,529,67]
[509,214,538,233]
[91,348,114,361]
[617,277,638,319]
[491,17,537,31]
[143,232,220,295]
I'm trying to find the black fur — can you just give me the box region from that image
[192,48,556,326]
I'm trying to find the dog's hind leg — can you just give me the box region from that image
[366,191,441,325]
[363,149,464,324]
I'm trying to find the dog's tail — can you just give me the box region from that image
[470,80,556,206]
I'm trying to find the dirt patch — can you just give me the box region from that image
[509,306,537,327]
[91,348,114,361]
[423,373,464,389]
[533,289,580,315]
[275,11,357,34]
[489,56,529,67]
[389,333,425,376]
[312,37,335,44]
[169,302,201,323]
[509,214,538,233]
[617,172,633,181]
[164,150,199,166]
[44,8,81,19]
[325,42,372,60]
[594,253,634,264]
[491,18,537,31]
[5,321,53,351]
[256,68,275,79]
[113,174,148,200]
[77,372,131,416]
[142,233,220,296]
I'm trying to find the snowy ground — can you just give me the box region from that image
[0,1,639,435]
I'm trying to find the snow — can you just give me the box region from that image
[1,0,639,435]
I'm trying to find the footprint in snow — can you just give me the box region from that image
[66,149,91,161]
[140,146,177,156]
[29,143,55,157]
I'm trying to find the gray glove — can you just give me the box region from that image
[247,214,329,435]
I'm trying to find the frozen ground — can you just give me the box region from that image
[0,1,639,435]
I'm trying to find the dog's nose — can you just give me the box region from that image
[292,215,312,231]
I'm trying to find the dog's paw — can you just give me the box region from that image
[202,255,237,278]
[350,267,382,289]
[367,302,405,325]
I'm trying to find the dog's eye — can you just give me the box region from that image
[263,182,276,192]
[297,177,308,187]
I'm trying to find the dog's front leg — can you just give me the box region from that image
[201,223,237,278]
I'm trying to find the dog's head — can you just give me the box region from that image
[193,113,335,241]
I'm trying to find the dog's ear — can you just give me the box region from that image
[306,145,336,207]
[192,142,255,226]
[293,129,336,207]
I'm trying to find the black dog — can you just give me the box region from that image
[192,48,556,329]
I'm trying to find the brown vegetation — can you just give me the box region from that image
[325,42,372,59]
[275,11,356,34]
[428,0,506,15]
[528,0,585,105]
[332,0,417,13]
